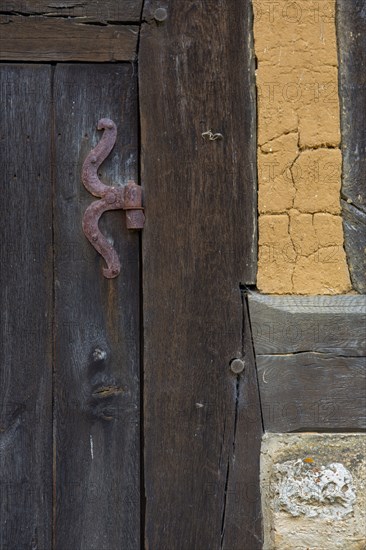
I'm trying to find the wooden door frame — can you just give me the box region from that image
[138,2,262,547]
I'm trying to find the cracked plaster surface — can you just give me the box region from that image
[254,0,352,294]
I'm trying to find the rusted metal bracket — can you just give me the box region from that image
[82,118,144,278]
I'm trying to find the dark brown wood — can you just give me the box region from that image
[256,353,366,432]
[248,292,366,432]
[337,0,366,292]
[140,1,261,547]
[54,64,140,550]
[222,294,263,548]
[0,16,138,62]
[0,64,53,549]
[248,293,366,356]
[341,200,366,294]
[1,0,143,22]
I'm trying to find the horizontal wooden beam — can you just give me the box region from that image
[248,293,365,356]
[0,1,143,22]
[248,292,366,432]
[0,16,138,62]
[256,353,365,432]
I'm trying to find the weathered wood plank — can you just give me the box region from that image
[256,353,366,432]
[341,200,366,294]
[0,17,138,61]
[222,295,263,548]
[140,1,261,547]
[0,0,143,22]
[248,292,366,356]
[54,64,140,550]
[248,292,366,432]
[337,0,366,292]
[0,64,53,549]
[337,0,366,212]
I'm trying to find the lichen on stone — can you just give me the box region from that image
[273,458,356,519]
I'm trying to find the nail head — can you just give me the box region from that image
[154,7,168,22]
[230,358,245,374]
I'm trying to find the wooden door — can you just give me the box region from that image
[1,63,141,549]
[0,2,262,549]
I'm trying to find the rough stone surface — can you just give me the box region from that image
[275,459,356,519]
[254,0,352,294]
[261,433,366,549]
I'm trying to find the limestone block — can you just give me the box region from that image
[261,433,366,549]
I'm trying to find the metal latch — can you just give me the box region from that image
[81,118,144,278]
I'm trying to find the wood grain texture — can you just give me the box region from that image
[248,292,366,356]
[222,295,263,548]
[341,200,366,294]
[248,292,366,432]
[54,64,140,550]
[0,64,53,550]
[337,0,366,212]
[256,353,366,432]
[337,0,366,292]
[140,1,261,547]
[0,16,138,61]
[1,0,143,21]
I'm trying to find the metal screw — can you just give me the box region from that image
[91,155,97,164]
[92,234,98,242]
[230,358,245,374]
[154,7,168,22]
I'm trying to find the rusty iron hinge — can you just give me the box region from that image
[81,118,144,278]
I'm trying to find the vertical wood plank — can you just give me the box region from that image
[337,0,366,293]
[140,2,262,547]
[222,294,263,548]
[54,64,140,550]
[0,64,53,550]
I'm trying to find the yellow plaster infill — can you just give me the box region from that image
[254,0,352,294]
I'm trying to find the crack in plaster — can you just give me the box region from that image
[254,0,352,293]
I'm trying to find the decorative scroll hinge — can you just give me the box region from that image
[81,118,144,279]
